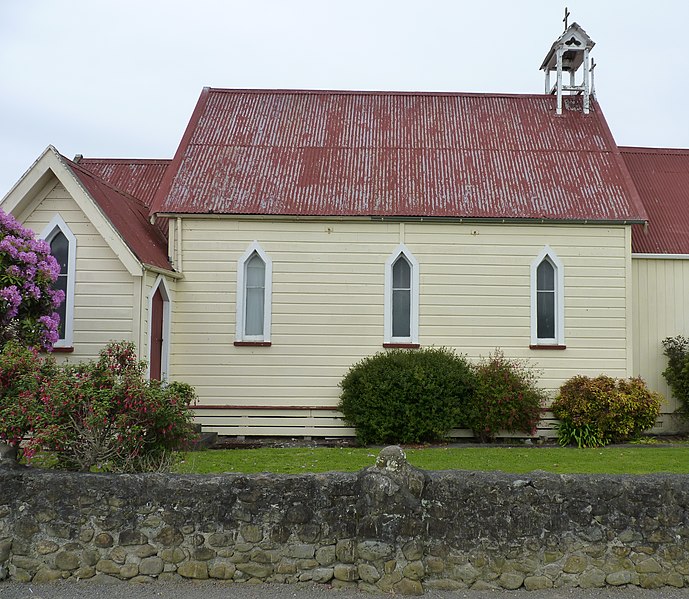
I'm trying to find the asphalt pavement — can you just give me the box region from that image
[2,581,689,599]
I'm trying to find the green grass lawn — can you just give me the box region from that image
[174,445,689,475]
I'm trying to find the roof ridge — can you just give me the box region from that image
[204,87,558,100]
[79,157,172,165]
[619,146,689,155]
[184,143,614,153]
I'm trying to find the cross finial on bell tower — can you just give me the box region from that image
[540,16,595,115]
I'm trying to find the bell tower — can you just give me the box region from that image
[540,9,595,115]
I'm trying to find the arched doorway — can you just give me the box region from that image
[148,277,170,380]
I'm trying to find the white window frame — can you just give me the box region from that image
[236,241,272,343]
[530,245,565,346]
[40,215,77,348]
[147,276,172,381]
[384,243,419,345]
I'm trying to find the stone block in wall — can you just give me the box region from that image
[160,547,186,564]
[239,523,263,543]
[208,532,233,547]
[250,548,280,563]
[285,544,315,559]
[333,563,358,582]
[155,526,183,547]
[94,533,114,548]
[311,567,334,583]
[32,568,63,583]
[499,572,525,589]
[74,565,96,580]
[177,561,208,579]
[0,538,12,562]
[208,561,235,580]
[357,540,393,561]
[315,545,335,565]
[54,551,79,571]
[524,575,553,590]
[393,577,424,595]
[119,529,148,546]
[358,562,381,584]
[335,539,355,563]
[138,557,164,576]
[96,559,122,576]
[235,561,273,579]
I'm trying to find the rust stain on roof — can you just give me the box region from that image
[622,147,689,254]
[65,158,172,271]
[151,88,646,223]
[78,158,170,208]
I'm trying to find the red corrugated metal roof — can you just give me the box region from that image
[151,88,647,223]
[64,157,172,271]
[622,147,689,254]
[77,158,170,208]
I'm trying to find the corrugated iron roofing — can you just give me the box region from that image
[622,147,689,254]
[77,158,170,208]
[151,88,647,223]
[64,158,172,271]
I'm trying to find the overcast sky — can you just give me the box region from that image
[1,1,687,196]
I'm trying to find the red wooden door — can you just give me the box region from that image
[150,288,164,380]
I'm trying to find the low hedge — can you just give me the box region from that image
[338,347,475,444]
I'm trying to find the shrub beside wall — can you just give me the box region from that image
[663,335,689,420]
[465,350,546,442]
[338,348,476,444]
[2,447,689,591]
[552,375,662,448]
[339,347,548,444]
[0,341,197,470]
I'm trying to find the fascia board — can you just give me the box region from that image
[2,147,143,278]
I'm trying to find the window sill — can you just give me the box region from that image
[383,343,421,349]
[529,344,566,350]
[234,341,272,347]
[48,346,74,353]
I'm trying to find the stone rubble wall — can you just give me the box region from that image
[1,446,689,594]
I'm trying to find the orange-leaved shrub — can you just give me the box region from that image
[551,375,661,447]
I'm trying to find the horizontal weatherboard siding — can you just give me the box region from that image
[22,180,137,362]
[170,217,630,436]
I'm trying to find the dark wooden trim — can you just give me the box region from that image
[193,405,336,411]
[383,343,421,349]
[234,341,272,347]
[529,344,566,350]
[47,346,75,353]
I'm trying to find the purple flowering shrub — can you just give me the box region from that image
[0,340,197,471]
[0,209,64,350]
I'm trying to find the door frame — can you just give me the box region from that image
[147,276,171,381]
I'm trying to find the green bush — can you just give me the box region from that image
[338,347,476,445]
[551,375,661,447]
[662,335,689,419]
[465,350,546,442]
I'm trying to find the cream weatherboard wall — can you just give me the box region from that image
[18,179,139,363]
[169,217,632,436]
[632,256,688,433]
